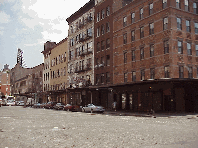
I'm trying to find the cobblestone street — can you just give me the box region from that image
[0,106,198,148]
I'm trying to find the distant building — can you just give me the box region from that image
[0,64,11,98]
[10,61,44,103]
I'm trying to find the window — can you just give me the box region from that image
[149,22,154,35]
[101,73,105,83]
[123,33,127,44]
[140,8,143,19]
[132,71,136,81]
[106,55,110,66]
[141,69,145,80]
[188,67,193,78]
[97,12,100,22]
[96,58,99,66]
[75,48,78,57]
[101,56,104,66]
[87,28,92,37]
[195,22,198,34]
[96,74,100,84]
[140,27,144,38]
[164,66,170,78]
[150,68,155,79]
[124,73,128,83]
[163,17,168,30]
[186,20,191,32]
[176,0,180,9]
[97,27,100,37]
[131,12,135,23]
[106,6,110,16]
[132,50,135,61]
[193,3,198,14]
[69,51,71,60]
[178,40,183,54]
[179,66,184,78]
[101,40,105,50]
[177,17,182,30]
[70,26,73,33]
[106,72,110,83]
[82,60,84,70]
[187,42,192,55]
[164,40,169,54]
[101,24,105,35]
[123,16,127,27]
[163,0,167,9]
[87,42,92,52]
[97,42,100,52]
[106,22,110,32]
[124,52,127,64]
[70,38,74,46]
[140,47,144,60]
[150,44,154,57]
[185,0,189,11]
[101,9,105,19]
[196,44,198,56]
[106,38,110,49]
[131,30,135,41]
[149,3,153,15]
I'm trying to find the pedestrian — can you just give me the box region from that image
[112,101,117,111]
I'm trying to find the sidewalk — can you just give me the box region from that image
[104,110,198,118]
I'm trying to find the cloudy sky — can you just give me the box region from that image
[0,0,89,70]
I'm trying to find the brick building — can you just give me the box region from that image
[10,62,43,103]
[93,0,114,109]
[66,0,95,107]
[0,64,11,98]
[111,0,198,112]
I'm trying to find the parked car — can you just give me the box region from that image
[45,102,57,109]
[17,101,24,106]
[63,104,76,111]
[33,103,41,108]
[6,101,15,106]
[82,104,105,113]
[53,103,65,110]
[40,103,46,108]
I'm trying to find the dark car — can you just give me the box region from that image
[45,102,57,109]
[53,103,65,110]
[63,104,80,111]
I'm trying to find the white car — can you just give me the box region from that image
[82,104,105,113]
[6,101,15,106]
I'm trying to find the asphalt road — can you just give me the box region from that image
[0,106,198,148]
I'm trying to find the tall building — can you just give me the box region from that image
[66,0,95,106]
[48,38,68,104]
[41,41,56,102]
[94,0,114,109]
[111,0,198,112]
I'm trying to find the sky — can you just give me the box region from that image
[0,0,89,70]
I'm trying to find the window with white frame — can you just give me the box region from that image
[163,17,168,30]
[195,22,198,34]
[187,42,192,55]
[106,22,110,32]
[164,66,170,78]
[149,3,153,15]
[97,12,100,22]
[97,27,100,37]
[196,44,198,56]
[131,12,135,23]
[101,9,105,19]
[132,71,136,81]
[177,17,182,30]
[193,3,198,14]
[149,22,154,35]
[163,0,167,9]
[123,16,127,27]
[106,6,110,16]
[186,20,191,32]
[140,8,143,19]
[185,0,189,11]
[176,0,180,9]
[150,44,154,57]
[178,40,183,54]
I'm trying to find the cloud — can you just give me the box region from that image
[0,11,11,23]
